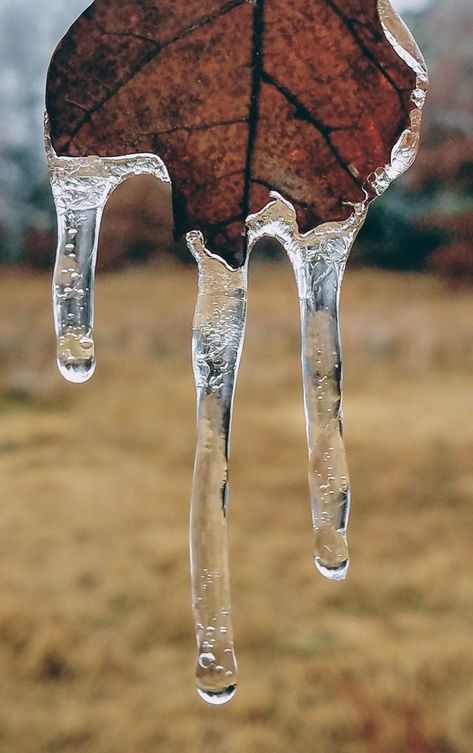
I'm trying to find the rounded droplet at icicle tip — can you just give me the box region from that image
[57,357,96,384]
[315,556,349,581]
[195,650,237,705]
[313,525,349,581]
[56,328,96,383]
[197,684,237,706]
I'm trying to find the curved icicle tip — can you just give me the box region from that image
[197,685,237,706]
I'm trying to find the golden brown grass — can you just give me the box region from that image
[0,262,471,753]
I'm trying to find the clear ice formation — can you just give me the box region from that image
[46,123,170,382]
[45,0,427,705]
[247,195,367,579]
[186,232,247,704]
[183,198,367,702]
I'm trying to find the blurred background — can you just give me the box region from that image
[0,1,472,752]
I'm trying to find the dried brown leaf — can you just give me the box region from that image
[46,0,417,262]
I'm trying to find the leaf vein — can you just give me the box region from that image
[242,0,265,225]
[324,0,410,117]
[61,0,248,149]
[260,71,363,189]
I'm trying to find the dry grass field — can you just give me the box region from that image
[0,262,471,753]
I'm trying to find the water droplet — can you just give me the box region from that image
[57,328,95,383]
[58,359,96,384]
[196,684,237,706]
[313,525,349,581]
[315,557,349,581]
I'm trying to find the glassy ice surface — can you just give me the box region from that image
[46,119,169,382]
[247,194,367,580]
[53,205,101,382]
[187,231,248,704]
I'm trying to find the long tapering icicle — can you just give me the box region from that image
[187,231,248,705]
[247,193,367,580]
[295,243,351,579]
[46,121,170,382]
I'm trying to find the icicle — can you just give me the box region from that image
[51,193,102,383]
[46,118,169,382]
[186,230,248,705]
[247,194,367,581]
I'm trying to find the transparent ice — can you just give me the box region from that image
[247,194,367,579]
[45,0,427,705]
[46,121,170,382]
[187,232,247,703]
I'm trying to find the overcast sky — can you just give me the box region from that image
[391,0,431,10]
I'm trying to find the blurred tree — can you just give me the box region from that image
[428,242,473,284]
[355,184,444,271]
[356,0,473,278]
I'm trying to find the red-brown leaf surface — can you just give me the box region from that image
[46,0,417,263]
